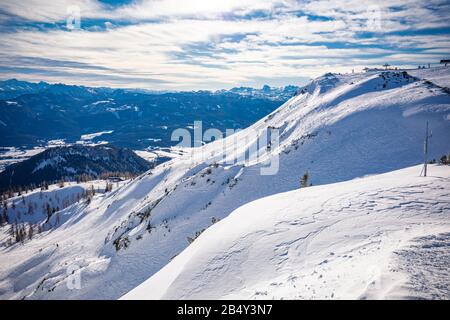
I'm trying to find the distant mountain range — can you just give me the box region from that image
[0,79,300,101]
[0,144,152,192]
[0,79,300,149]
[0,79,51,100]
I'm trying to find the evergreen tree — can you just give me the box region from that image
[15,226,20,243]
[300,171,310,188]
[45,203,53,219]
[28,224,33,240]
[27,203,34,215]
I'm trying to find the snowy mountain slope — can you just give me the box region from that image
[408,67,450,88]
[1,180,127,228]
[123,164,450,300]
[0,68,449,299]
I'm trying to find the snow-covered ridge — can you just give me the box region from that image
[0,68,449,299]
[123,164,450,300]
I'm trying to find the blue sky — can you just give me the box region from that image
[0,0,449,90]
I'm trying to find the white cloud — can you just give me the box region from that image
[115,0,280,20]
[0,0,104,22]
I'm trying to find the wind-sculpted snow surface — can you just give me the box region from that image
[0,68,449,299]
[123,165,450,300]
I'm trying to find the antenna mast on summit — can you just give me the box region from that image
[423,121,432,177]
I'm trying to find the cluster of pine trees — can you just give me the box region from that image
[99,171,136,180]
[4,223,43,246]
[1,170,132,202]
[1,179,119,247]
[105,182,114,192]
[0,210,8,225]
[1,183,40,201]
[75,174,94,183]
[426,154,450,165]
[83,185,96,204]
[440,154,450,165]
[0,180,55,201]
